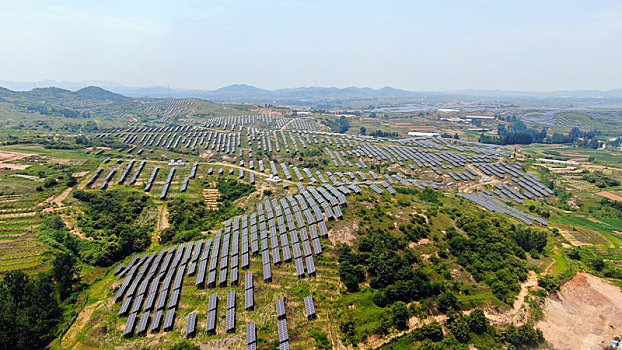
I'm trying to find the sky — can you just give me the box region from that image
[0,0,621,91]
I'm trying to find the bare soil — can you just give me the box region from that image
[537,272,622,350]
[329,220,359,245]
[596,191,622,202]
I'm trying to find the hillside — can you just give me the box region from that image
[0,103,620,350]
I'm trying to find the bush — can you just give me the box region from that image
[438,292,459,313]
[419,322,445,342]
[310,329,332,349]
[500,325,543,349]
[592,257,605,272]
[467,308,489,334]
[392,301,409,330]
[169,341,200,350]
[448,316,470,343]
[538,275,561,293]
[43,177,57,188]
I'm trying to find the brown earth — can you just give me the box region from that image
[0,163,29,170]
[0,150,33,162]
[203,189,220,210]
[329,220,359,245]
[537,272,622,350]
[156,205,169,233]
[596,191,622,202]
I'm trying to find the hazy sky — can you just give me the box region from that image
[1,0,621,91]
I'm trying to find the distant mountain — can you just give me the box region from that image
[0,86,134,107]
[2,80,622,103]
[75,86,131,102]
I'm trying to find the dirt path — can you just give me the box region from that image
[156,205,169,233]
[486,270,538,326]
[53,187,72,207]
[537,272,622,350]
[543,259,557,275]
[61,300,105,348]
[60,213,91,240]
[280,118,296,131]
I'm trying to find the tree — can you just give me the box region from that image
[341,272,360,292]
[592,257,605,271]
[43,177,57,188]
[66,175,77,187]
[392,301,409,330]
[448,316,470,343]
[360,126,367,135]
[52,252,80,299]
[419,321,444,341]
[502,325,543,349]
[467,308,488,334]
[0,270,62,350]
[438,292,459,313]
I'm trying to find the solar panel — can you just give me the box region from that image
[186,312,197,338]
[150,309,163,332]
[263,263,272,282]
[206,309,217,334]
[247,321,257,344]
[277,319,289,342]
[207,270,217,288]
[168,289,180,309]
[230,267,239,286]
[241,253,250,269]
[136,311,150,335]
[311,239,323,255]
[226,308,236,333]
[275,298,286,319]
[227,290,236,310]
[131,294,144,314]
[245,288,255,311]
[295,258,305,278]
[155,290,168,310]
[304,295,316,319]
[163,308,176,331]
[208,292,218,311]
[143,292,156,312]
[245,273,254,290]
[218,268,228,287]
[123,312,137,337]
[119,297,132,316]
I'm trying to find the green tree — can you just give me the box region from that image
[448,316,470,343]
[592,257,605,271]
[467,308,488,334]
[392,301,409,330]
[438,292,459,313]
[51,252,80,299]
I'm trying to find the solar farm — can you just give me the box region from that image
[36,110,565,348]
[1,94,621,350]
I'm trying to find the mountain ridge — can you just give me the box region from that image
[1,81,622,103]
